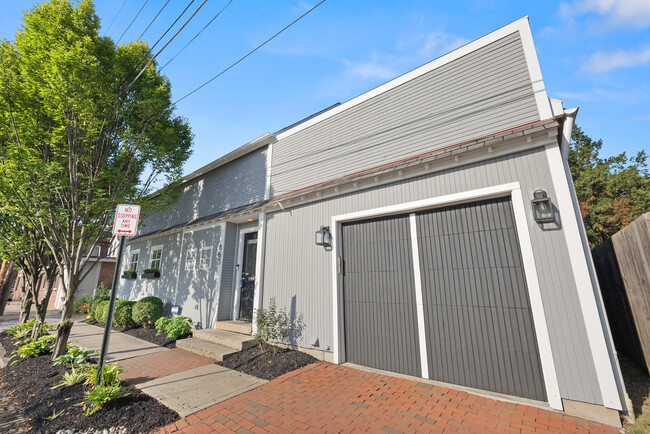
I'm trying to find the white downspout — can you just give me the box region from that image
[560,107,578,161]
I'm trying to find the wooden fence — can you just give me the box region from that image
[592,212,650,373]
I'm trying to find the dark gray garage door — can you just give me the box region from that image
[341,197,546,402]
[341,214,421,377]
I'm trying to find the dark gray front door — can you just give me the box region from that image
[416,197,546,401]
[239,232,257,320]
[341,214,422,377]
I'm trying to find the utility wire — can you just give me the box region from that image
[116,0,149,45]
[174,0,327,105]
[109,0,138,38]
[138,0,171,40]
[160,0,234,71]
[117,0,197,92]
[128,0,210,89]
[103,0,128,36]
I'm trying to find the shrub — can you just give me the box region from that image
[155,316,192,340]
[73,295,93,314]
[89,297,109,319]
[255,297,287,353]
[132,296,163,328]
[113,300,136,329]
[142,268,158,274]
[15,334,56,358]
[95,300,111,324]
[94,283,110,299]
[84,362,125,388]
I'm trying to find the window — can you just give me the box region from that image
[128,250,139,271]
[185,249,197,270]
[150,246,163,270]
[199,246,213,269]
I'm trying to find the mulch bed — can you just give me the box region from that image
[0,332,179,433]
[83,319,183,348]
[219,344,317,380]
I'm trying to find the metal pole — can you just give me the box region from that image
[95,235,126,388]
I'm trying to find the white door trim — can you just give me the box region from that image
[409,213,429,379]
[331,182,563,410]
[231,225,258,320]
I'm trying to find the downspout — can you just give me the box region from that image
[560,107,578,161]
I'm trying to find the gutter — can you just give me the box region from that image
[560,107,579,161]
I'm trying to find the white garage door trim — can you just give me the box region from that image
[330,182,563,410]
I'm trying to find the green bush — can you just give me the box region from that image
[73,295,93,314]
[132,296,163,328]
[95,300,111,324]
[53,345,95,368]
[83,384,129,416]
[93,283,110,299]
[6,319,36,339]
[89,297,109,319]
[155,316,192,340]
[113,300,136,329]
[254,297,287,353]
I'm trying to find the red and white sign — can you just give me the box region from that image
[112,204,141,237]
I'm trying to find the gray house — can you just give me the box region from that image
[117,17,627,425]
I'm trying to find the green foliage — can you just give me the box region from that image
[88,297,109,319]
[254,297,287,353]
[113,299,136,329]
[142,268,159,274]
[569,125,650,246]
[95,300,111,324]
[122,269,136,275]
[45,409,64,420]
[93,284,110,299]
[15,334,56,358]
[132,296,163,328]
[5,319,35,339]
[155,316,192,340]
[83,383,129,416]
[83,362,124,388]
[53,345,94,367]
[73,295,93,314]
[51,367,87,389]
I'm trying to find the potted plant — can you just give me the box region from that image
[121,269,137,279]
[141,268,160,279]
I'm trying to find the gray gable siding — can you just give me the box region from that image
[262,147,603,406]
[269,31,539,197]
[142,146,268,234]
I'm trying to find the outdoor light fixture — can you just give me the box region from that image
[531,189,554,223]
[315,225,332,247]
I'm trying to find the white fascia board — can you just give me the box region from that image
[277,17,545,141]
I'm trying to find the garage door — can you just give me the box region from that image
[341,196,546,401]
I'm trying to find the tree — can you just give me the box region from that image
[568,125,650,246]
[0,0,192,358]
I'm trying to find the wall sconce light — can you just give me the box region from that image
[531,189,554,223]
[315,225,332,247]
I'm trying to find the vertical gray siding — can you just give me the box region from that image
[416,197,545,401]
[217,222,238,320]
[262,147,603,406]
[142,146,268,233]
[270,31,539,196]
[342,215,421,377]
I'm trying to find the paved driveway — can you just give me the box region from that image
[158,362,618,433]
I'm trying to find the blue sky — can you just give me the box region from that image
[1,0,648,175]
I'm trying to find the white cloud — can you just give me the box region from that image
[561,0,650,29]
[583,46,650,72]
[419,31,469,58]
[344,60,398,81]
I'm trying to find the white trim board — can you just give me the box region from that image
[277,17,542,141]
[231,225,259,320]
[331,182,563,410]
[544,144,622,410]
[409,213,429,379]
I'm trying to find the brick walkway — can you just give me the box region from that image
[120,348,214,385]
[158,362,618,433]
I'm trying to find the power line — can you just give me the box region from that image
[127,0,210,89]
[160,0,235,71]
[116,0,149,45]
[138,0,171,40]
[174,0,327,105]
[103,0,128,36]
[109,0,138,38]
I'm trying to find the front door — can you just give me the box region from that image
[238,231,257,320]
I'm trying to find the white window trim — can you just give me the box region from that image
[127,249,140,272]
[330,182,563,411]
[185,248,197,271]
[199,246,213,270]
[232,226,259,321]
[149,245,163,270]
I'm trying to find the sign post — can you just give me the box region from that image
[95,204,140,389]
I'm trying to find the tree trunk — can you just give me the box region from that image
[19,281,33,323]
[0,264,16,316]
[31,273,56,339]
[51,290,75,359]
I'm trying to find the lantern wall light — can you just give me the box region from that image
[315,225,332,247]
[531,189,554,223]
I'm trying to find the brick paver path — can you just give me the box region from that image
[158,362,618,433]
[120,348,214,385]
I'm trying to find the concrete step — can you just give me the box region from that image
[192,328,256,351]
[214,320,252,336]
[175,338,238,361]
